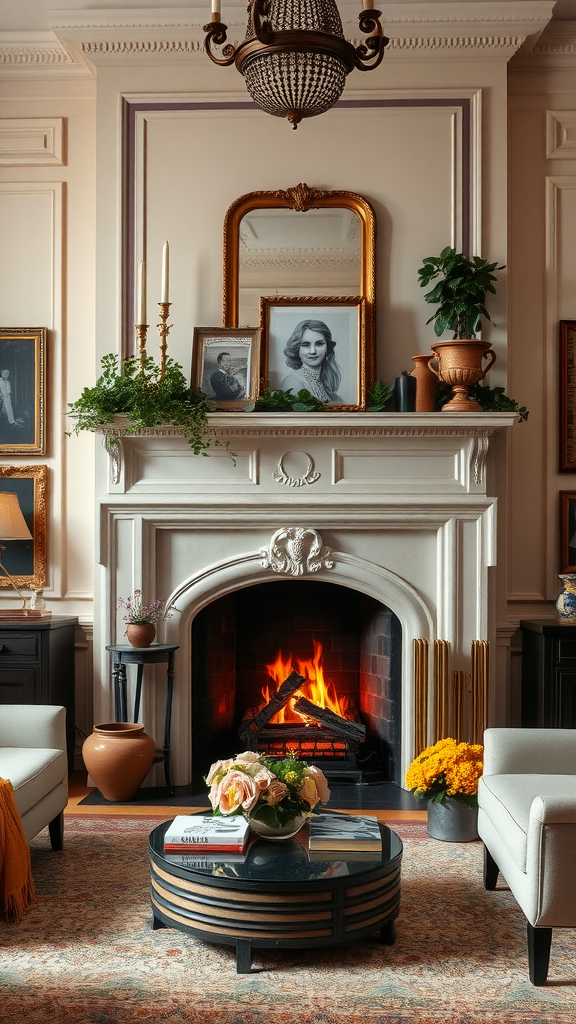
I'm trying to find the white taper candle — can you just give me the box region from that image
[212,0,220,18]
[137,260,146,324]
[161,241,170,304]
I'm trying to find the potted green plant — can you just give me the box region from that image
[417,246,504,412]
[66,352,219,454]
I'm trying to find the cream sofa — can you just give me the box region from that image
[0,704,68,848]
[478,727,576,985]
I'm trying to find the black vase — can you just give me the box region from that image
[394,374,416,412]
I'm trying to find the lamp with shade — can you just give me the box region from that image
[0,491,45,618]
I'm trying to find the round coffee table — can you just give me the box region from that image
[149,814,402,972]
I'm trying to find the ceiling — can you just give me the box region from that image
[2,0,575,35]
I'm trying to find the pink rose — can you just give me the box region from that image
[206,758,233,785]
[208,780,221,810]
[252,767,276,790]
[218,770,259,814]
[299,775,320,809]
[266,779,289,805]
[306,765,330,804]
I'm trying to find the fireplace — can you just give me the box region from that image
[94,411,515,788]
[190,580,402,785]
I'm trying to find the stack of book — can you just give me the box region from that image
[308,813,383,860]
[163,814,251,867]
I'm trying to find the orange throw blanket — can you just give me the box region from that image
[0,777,36,922]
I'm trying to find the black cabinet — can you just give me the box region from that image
[0,615,78,767]
[520,619,576,728]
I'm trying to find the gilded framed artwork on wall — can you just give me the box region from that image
[560,320,576,471]
[560,490,576,572]
[0,328,46,455]
[259,296,367,410]
[191,327,261,410]
[0,465,47,589]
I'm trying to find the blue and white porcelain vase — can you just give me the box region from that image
[555,574,576,621]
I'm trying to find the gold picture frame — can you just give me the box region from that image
[0,465,47,588]
[191,327,261,410]
[0,328,46,455]
[259,295,366,410]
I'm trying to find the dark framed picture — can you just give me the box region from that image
[560,320,576,470]
[259,296,366,410]
[0,465,47,588]
[0,328,46,454]
[191,327,261,410]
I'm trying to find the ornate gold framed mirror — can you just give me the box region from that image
[223,183,376,393]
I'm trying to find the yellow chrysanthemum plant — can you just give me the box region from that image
[405,737,484,807]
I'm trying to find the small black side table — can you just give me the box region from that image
[106,643,179,795]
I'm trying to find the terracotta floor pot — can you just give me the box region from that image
[82,723,156,801]
[126,622,156,648]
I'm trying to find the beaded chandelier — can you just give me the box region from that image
[204,0,388,129]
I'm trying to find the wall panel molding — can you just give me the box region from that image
[0,117,64,166]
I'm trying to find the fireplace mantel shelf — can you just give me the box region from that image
[97,410,517,440]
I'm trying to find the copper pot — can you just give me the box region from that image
[429,339,496,412]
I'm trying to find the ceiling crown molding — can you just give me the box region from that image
[0,3,557,73]
[510,20,576,67]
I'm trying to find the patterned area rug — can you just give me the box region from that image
[1,816,575,1023]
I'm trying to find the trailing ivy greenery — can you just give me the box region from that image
[244,388,328,412]
[66,353,219,455]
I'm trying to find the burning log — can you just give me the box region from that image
[292,696,366,742]
[239,671,306,746]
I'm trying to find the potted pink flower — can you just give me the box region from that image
[117,590,170,648]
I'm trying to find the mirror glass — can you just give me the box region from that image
[237,208,362,327]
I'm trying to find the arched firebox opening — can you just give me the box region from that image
[191,579,402,787]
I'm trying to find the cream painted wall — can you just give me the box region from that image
[2,2,573,745]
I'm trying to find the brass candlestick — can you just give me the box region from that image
[135,323,149,372]
[157,302,172,379]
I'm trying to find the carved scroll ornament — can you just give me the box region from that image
[260,527,334,577]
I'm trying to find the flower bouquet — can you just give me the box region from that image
[405,737,483,807]
[206,751,330,836]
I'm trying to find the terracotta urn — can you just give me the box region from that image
[429,339,496,412]
[82,722,156,801]
[126,622,156,648]
[411,354,438,412]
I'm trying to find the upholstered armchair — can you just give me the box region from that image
[477,727,576,985]
[0,704,68,848]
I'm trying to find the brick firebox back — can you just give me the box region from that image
[191,580,402,784]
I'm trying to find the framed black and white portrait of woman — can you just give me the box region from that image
[191,327,261,410]
[260,297,367,410]
[0,328,46,454]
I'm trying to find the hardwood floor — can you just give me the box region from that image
[66,771,427,821]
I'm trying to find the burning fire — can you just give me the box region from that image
[262,639,352,724]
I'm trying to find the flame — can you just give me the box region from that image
[262,639,351,724]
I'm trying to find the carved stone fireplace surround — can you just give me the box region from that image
[94,411,515,789]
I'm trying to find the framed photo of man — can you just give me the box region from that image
[191,327,261,410]
[0,328,46,454]
[259,297,367,410]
